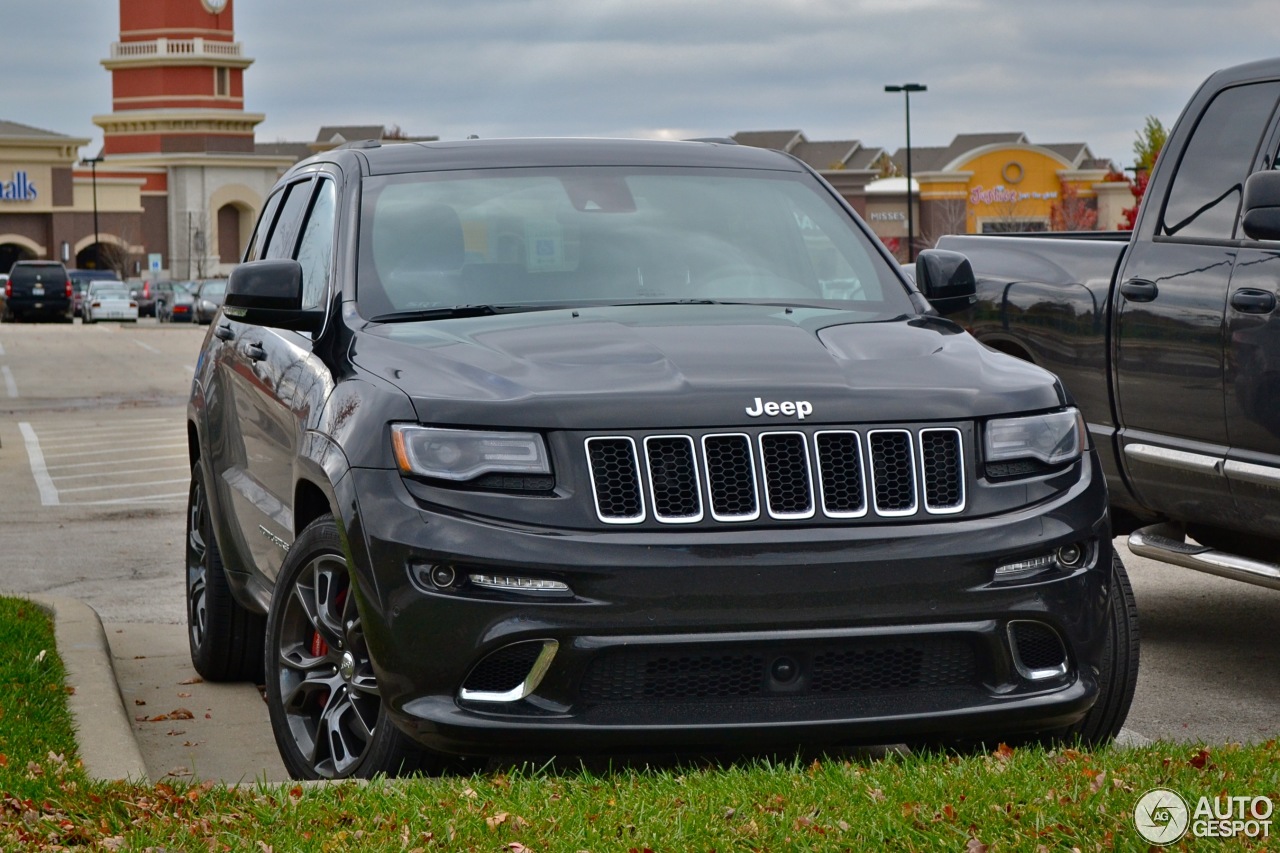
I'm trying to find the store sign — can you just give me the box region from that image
[0,171,38,202]
[970,184,1057,206]
[870,211,906,222]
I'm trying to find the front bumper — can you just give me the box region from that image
[347,452,1113,755]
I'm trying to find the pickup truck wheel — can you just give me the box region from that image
[186,463,265,682]
[264,514,445,780]
[1060,551,1141,747]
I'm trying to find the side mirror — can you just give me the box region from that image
[1242,170,1280,241]
[914,249,977,315]
[223,260,323,333]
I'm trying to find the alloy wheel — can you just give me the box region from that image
[274,553,380,778]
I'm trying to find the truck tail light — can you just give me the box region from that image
[3,281,10,299]
[65,279,73,299]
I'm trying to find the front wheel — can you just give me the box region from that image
[263,514,445,780]
[1057,551,1140,746]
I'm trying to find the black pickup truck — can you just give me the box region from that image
[924,57,1280,591]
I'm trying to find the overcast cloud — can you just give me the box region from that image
[6,0,1280,168]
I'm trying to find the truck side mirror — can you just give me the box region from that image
[914,249,977,315]
[1242,170,1280,241]
[223,259,324,333]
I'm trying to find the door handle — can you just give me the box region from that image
[214,323,235,342]
[1230,288,1277,314]
[1119,279,1159,302]
[243,342,267,362]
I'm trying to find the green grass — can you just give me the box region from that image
[2,594,1277,851]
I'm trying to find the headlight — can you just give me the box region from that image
[984,409,1085,466]
[391,425,551,481]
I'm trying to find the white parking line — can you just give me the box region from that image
[45,453,188,472]
[18,422,59,506]
[39,441,186,460]
[52,463,189,482]
[133,339,162,355]
[39,434,184,451]
[76,492,187,506]
[0,339,6,355]
[2,365,17,398]
[58,477,190,494]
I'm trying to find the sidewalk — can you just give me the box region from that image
[36,596,287,784]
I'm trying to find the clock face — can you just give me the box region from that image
[202,0,228,12]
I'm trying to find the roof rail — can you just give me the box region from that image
[684,137,738,145]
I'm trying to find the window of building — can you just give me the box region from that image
[214,66,230,98]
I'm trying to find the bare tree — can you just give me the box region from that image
[918,196,969,248]
[97,221,142,280]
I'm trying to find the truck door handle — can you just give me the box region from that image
[214,323,235,342]
[1120,279,1159,302]
[243,342,267,362]
[1230,288,1277,314]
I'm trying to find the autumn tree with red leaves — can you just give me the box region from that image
[1050,182,1098,231]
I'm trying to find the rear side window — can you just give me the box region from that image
[1161,81,1280,240]
[264,178,316,260]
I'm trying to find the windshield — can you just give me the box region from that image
[356,166,911,320]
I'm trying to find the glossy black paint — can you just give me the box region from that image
[189,137,1114,756]
[940,57,1280,543]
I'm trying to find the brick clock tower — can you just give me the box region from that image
[89,0,291,280]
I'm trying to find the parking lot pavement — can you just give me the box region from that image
[18,416,188,508]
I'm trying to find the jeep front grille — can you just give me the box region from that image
[586,427,965,525]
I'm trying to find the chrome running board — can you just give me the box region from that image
[1127,525,1280,591]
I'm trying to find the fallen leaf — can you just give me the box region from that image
[1189,749,1212,770]
[966,838,989,853]
[134,699,146,706]
[179,676,204,685]
[177,692,192,699]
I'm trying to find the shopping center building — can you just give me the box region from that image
[732,130,1132,261]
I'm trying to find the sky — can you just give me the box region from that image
[6,0,1280,169]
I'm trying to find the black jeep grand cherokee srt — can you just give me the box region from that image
[185,137,1137,779]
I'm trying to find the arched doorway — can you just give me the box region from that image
[217,202,249,267]
[74,244,110,272]
[0,242,36,273]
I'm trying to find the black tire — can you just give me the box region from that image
[263,514,444,780]
[1059,550,1140,746]
[186,463,265,682]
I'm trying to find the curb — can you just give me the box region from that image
[28,595,151,784]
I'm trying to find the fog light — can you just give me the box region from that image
[994,554,1055,582]
[409,562,459,590]
[429,564,457,588]
[1056,543,1085,568]
[469,574,571,595]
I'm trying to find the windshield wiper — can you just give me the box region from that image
[369,304,506,323]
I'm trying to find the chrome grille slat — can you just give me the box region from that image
[587,426,966,525]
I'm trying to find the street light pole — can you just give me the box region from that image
[80,154,103,267]
[884,83,926,263]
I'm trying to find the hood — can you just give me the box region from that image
[351,304,1064,429]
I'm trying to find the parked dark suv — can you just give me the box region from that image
[5,261,72,322]
[186,138,1137,780]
